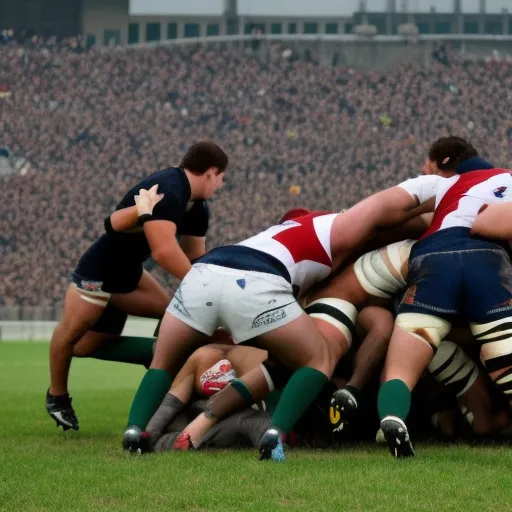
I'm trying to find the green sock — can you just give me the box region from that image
[89,336,155,367]
[377,379,411,421]
[128,369,173,430]
[271,367,328,434]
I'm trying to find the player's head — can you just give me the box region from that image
[424,137,478,176]
[279,208,311,224]
[180,141,228,198]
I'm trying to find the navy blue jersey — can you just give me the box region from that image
[106,167,209,262]
[72,167,209,294]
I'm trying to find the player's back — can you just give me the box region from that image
[238,213,338,297]
[422,168,512,240]
[116,167,191,212]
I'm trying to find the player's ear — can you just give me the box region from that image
[205,167,216,179]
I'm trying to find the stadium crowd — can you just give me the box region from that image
[2,42,512,306]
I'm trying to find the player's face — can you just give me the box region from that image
[204,168,225,198]
[423,158,440,176]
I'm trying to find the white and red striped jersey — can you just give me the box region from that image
[237,213,337,297]
[398,169,512,239]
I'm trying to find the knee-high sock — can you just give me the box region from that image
[271,367,328,434]
[377,379,411,421]
[90,336,155,367]
[127,369,173,429]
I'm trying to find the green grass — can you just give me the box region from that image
[1,342,512,512]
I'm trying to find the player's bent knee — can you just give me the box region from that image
[395,313,451,350]
[305,298,357,349]
[428,340,479,397]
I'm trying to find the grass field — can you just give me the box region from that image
[1,342,512,512]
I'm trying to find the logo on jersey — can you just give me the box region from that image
[236,279,246,289]
[494,186,507,198]
[251,302,294,329]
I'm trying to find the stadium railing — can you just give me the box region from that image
[0,317,158,342]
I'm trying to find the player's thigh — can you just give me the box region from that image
[57,285,107,339]
[256,312,331,374]
[151,311,210,374]
[73,303,129,357]
[110,270,170,318]
[226,346,268,375]
[399,252,462,317]
[464,248,512,322]
[306,264,368,307]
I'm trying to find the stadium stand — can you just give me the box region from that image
[1,40,512,309]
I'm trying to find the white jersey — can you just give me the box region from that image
[398,168,512,239]
[238,213,337,297]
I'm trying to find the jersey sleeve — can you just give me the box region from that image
[180,201,210,237]
[397,175,442,204]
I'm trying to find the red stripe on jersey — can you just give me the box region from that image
[420,168,509,240]
[273,213,332,266]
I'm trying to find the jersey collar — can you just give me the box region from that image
[456,157,495,174]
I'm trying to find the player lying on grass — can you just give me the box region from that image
[46,141,227,431]
[122,194,431,460]
[143,343,268,448]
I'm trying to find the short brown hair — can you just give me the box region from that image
[428,136,478,171]
[180,141,228,174]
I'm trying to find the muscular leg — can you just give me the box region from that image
[49,286,107,396]
[125,311,208,439]
[146,345,233,445]
[110,270,170,318]
[71,271,169,367]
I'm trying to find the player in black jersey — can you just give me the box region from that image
[46,141,228,431]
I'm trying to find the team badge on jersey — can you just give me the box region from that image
[494,186,507,198]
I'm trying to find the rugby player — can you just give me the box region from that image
[145,343,268,447]
[362,137,512,457]
[327,234,510,441]
[122,197,430,460]
[46,141,228,431]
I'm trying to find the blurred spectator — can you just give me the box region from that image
[1,42,512,306]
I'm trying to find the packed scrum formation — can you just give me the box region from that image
[45,138,512,461]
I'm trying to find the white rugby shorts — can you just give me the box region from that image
[167,263,303,342]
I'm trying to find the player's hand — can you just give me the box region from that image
[134,185,164,215]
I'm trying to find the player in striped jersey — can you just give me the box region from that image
[352,137,512,457]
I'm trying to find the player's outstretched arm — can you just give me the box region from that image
[471,203,512,240]
[334,186,429,254]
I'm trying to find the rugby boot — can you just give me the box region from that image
[259,428,286,462]
[123,425,151,453]
[330,387,360,440]
[46,389,79,431]
[380,416,415,458]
